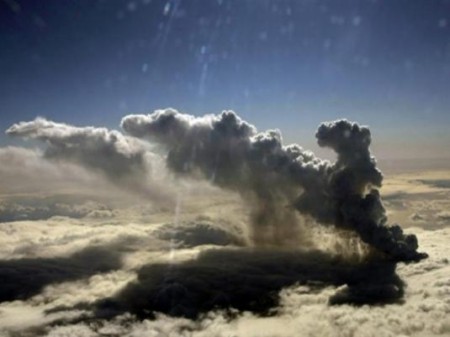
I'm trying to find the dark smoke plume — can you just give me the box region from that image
[122,109,427,262]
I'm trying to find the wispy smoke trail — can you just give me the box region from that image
[5,117,170,201]
[6,118,147,179]
[122,109,427,262]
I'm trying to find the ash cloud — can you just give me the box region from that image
[122,109,426,262]
[1,111,430,331]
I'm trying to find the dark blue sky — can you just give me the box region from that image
[1,0,449,159]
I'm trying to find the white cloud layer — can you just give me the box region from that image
[0,216,448,337]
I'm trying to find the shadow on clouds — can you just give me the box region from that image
[97,248,404,319]
[0,246,122,303]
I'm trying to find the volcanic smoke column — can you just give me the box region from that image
[121,109,427,262]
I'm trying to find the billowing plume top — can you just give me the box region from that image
[122,109,427,262]
[121,109,256,148]
[316,119,383,191]
[122,109,259,190]
[316,119,372,152]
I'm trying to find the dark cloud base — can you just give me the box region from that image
[96,248,404,320]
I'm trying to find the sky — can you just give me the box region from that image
[1,0,450,159]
